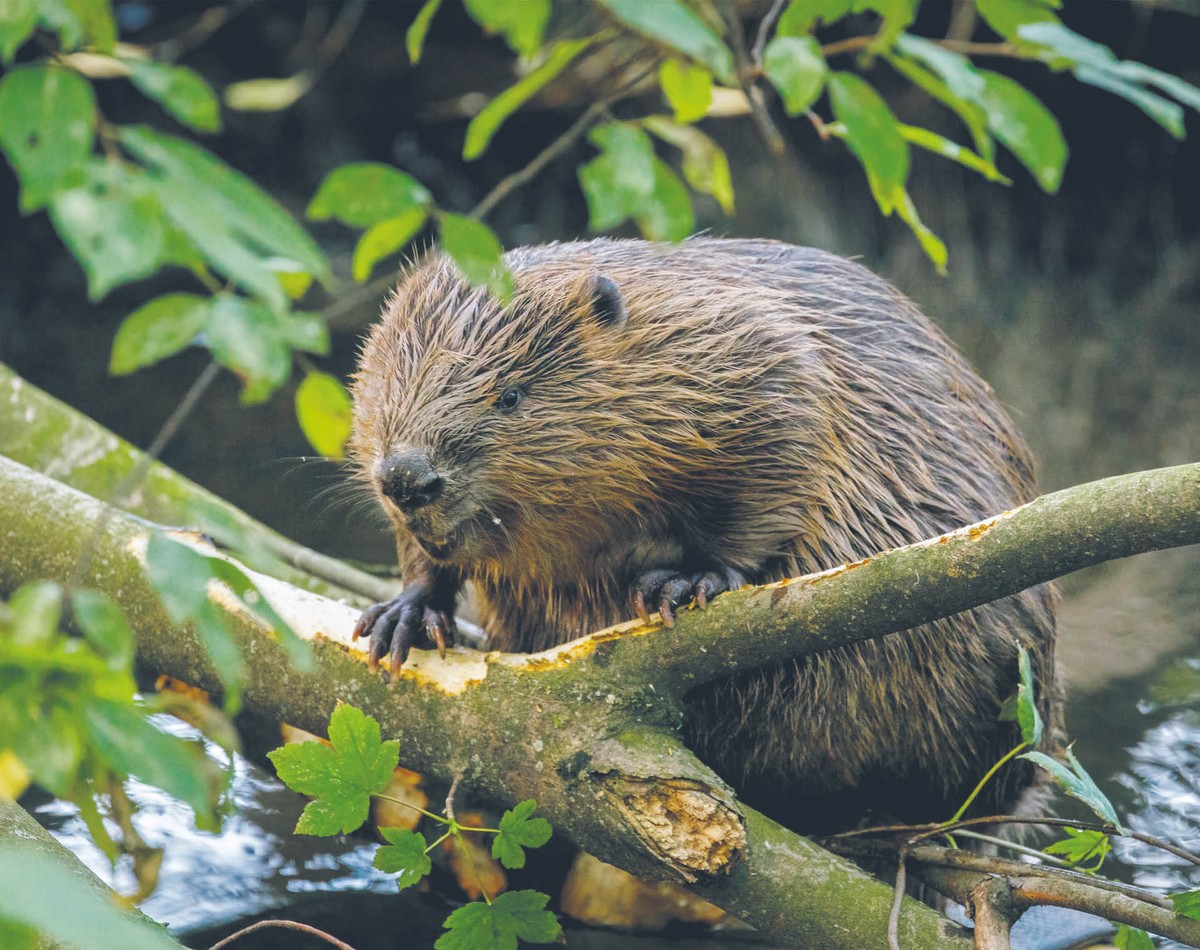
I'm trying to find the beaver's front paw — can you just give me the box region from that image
[631,566,747,626]
[353,584,457,673]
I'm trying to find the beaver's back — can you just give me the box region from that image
[481,239,1057,826]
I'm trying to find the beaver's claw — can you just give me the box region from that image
[631,566,746,627]
[353,586,457,675]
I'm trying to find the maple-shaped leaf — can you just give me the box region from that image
[267,703,399,835]
[1042,827,1111,872]
[491,799,552,870]
[1172,888,1200,920]
[374,827,431,891]
[435,890,561,950]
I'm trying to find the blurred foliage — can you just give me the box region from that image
[0,580,234,899]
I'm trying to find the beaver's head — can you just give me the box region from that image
[349,253,671,574]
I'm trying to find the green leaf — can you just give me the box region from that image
[8,581,62,649]
[777,0,853,36]
[296,371,353,459]
[307,161,432,229]
[1073,66,1184,141]
[85,700,221,827]
[406,0,443,64]
[18,708,84,797]
[48,160,166,300]
[894,188,947,274]
[492,890,561,944]
[976,70,1067,194]
[1113,60,1200,115]
[886,52,994,160]
[224,74,313,112]
[894,35,988,116]
[578,121,657,231]
[267,703,400,836]
[636,160,695,242]
[1042,827,1111,871]
[374,827,432,890]
[0,65,95,212]
[39,0,117,52]
[267,257,315,301]
[435,891,561,950]
[278,309,330,355]
[464,36,594,161]
[642,116,735,214]
[436,901,506,950]
[204,295,292,404]
[828,72,908,212]
[120,125,330,294]
[658,59,712,124]
[1113,926,1155,950]
[492,799,552,870]
[0,845,180,950]
[70,590,134,669]
[110,293,210,375]
[1015,645,1044,747]
[438,213,513,300]
[975,0,1060,43]
[1013,23,1191,140]
[595,0,734,84]
[898,125,1009,183]
[1020,746,1127,833]
[892,52,993,158]
[126,59,221,134]
[146,533,247,709]
[462,0,549,58]
[0,0,39,63]
[352,208,428,282]
[764,36,827,117]
[1171,889,1200,921]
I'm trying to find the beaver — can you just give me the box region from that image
[348,237,1057,829]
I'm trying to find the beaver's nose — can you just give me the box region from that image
[378,451,444,512]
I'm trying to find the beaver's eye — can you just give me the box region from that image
[497,386,523,413]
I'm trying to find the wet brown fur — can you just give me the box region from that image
[350,238,1058,830]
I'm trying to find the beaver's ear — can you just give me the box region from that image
[579,273,627,332]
